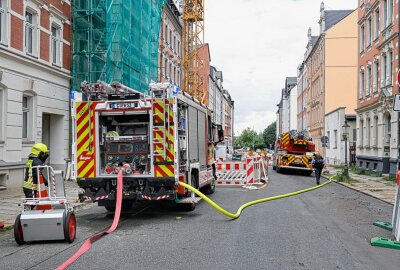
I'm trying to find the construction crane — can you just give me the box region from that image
[182,0,205,103]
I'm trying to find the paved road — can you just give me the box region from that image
[1,171,399,270]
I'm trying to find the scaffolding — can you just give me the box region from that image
[72,0,165,92]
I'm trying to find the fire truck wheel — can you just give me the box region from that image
[181,202,196,211]
[303,171,312,176]
[64,212,76,243]
[276,166,282,173]
[272,165,276,171]
[14,214,25,245]
[202,181,215,195]
[104,205,116,212]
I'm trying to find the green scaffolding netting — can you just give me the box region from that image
[72,0,165,93]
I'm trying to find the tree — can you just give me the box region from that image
[263,121,276,149]
[235,128,266,150]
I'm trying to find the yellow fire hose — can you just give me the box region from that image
[178,176,334,219]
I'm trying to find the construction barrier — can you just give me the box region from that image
[216,156,268,186]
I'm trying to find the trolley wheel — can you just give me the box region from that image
[64,212,76,243]
[14,214,25,245]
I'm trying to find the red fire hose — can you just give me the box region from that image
[56,171,123,270]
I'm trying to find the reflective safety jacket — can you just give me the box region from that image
[23,154,44,190]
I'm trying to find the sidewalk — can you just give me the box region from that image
[323,166,396,205]
[0,181,84,229]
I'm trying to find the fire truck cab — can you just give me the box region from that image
[71,81,223,211]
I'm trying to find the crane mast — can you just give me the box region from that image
[182,0,205,103]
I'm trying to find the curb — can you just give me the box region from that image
[321,175,394,206]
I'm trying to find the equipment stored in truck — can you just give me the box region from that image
[71,81,224,211]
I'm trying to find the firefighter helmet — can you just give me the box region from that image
[31,143,49,156]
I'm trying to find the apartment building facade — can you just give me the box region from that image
[209,66,224,126]
[0,0,72,188]
[158,0,182,88]
[223,90,234,153]
[305,4,357,153]
[356,0,399,174]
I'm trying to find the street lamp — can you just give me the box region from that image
[342,120,350,178]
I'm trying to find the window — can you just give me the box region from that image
[382,0,393,29]
[164,24,168,43]
[374,8,380,39]
[388,51,393,85]
[169,62,172,80]
[385,114,391,136]
[383,0,388,29]
[22,95,33,140]
[381,54,387,86]
[367,17,372,47]
[169,29,172,48]
[164,58,168,78]
[360,70,365,99]
[177,40,180,56]
[173,35,176,53]
[333,130,337,149]
[327,131,330,149]
[373,116,378,146]
[360,119,364,146]
[366,118,370,146]
[51,25,61,65]
[0,0,7,44]
[360,24,365,53]
[366,65,371,96]
[25,11,37,55]
[373,61,379,93]
[388,0,393,25]
[173,66,176,84]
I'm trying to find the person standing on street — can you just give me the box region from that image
[23,143,49,198]
[312,153,324,185]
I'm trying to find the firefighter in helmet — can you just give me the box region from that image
[23,143,49,198]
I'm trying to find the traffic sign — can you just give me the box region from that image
[321,136,329,144]
[398,70,400,87]
[393,94,400,111]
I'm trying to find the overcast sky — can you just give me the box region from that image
[204,0,357,135]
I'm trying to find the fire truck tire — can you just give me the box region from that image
[104,205,116,212]
[182,202,196,211]
[303,171,313,176]
[104,200,133,212]
[276,166,282,173]
[14,214,25,245]
[202,181,215,195]
[272,165,276,171]
[64,212,76,243]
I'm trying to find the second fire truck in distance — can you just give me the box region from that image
[71,81,224,211]
[273,131,315,175]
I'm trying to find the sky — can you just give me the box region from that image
[204,0,357,135]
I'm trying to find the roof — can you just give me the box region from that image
[311,36,319,47]
[325,10,353,31]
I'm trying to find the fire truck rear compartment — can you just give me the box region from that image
[98,113,151,176]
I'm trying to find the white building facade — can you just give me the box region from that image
[325,108,356,165]
[0,0,71,188]
[289,84,298,131]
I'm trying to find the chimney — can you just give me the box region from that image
[308,27,312,43]
[319,1,325,34]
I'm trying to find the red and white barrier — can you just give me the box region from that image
[216,156,268,186]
